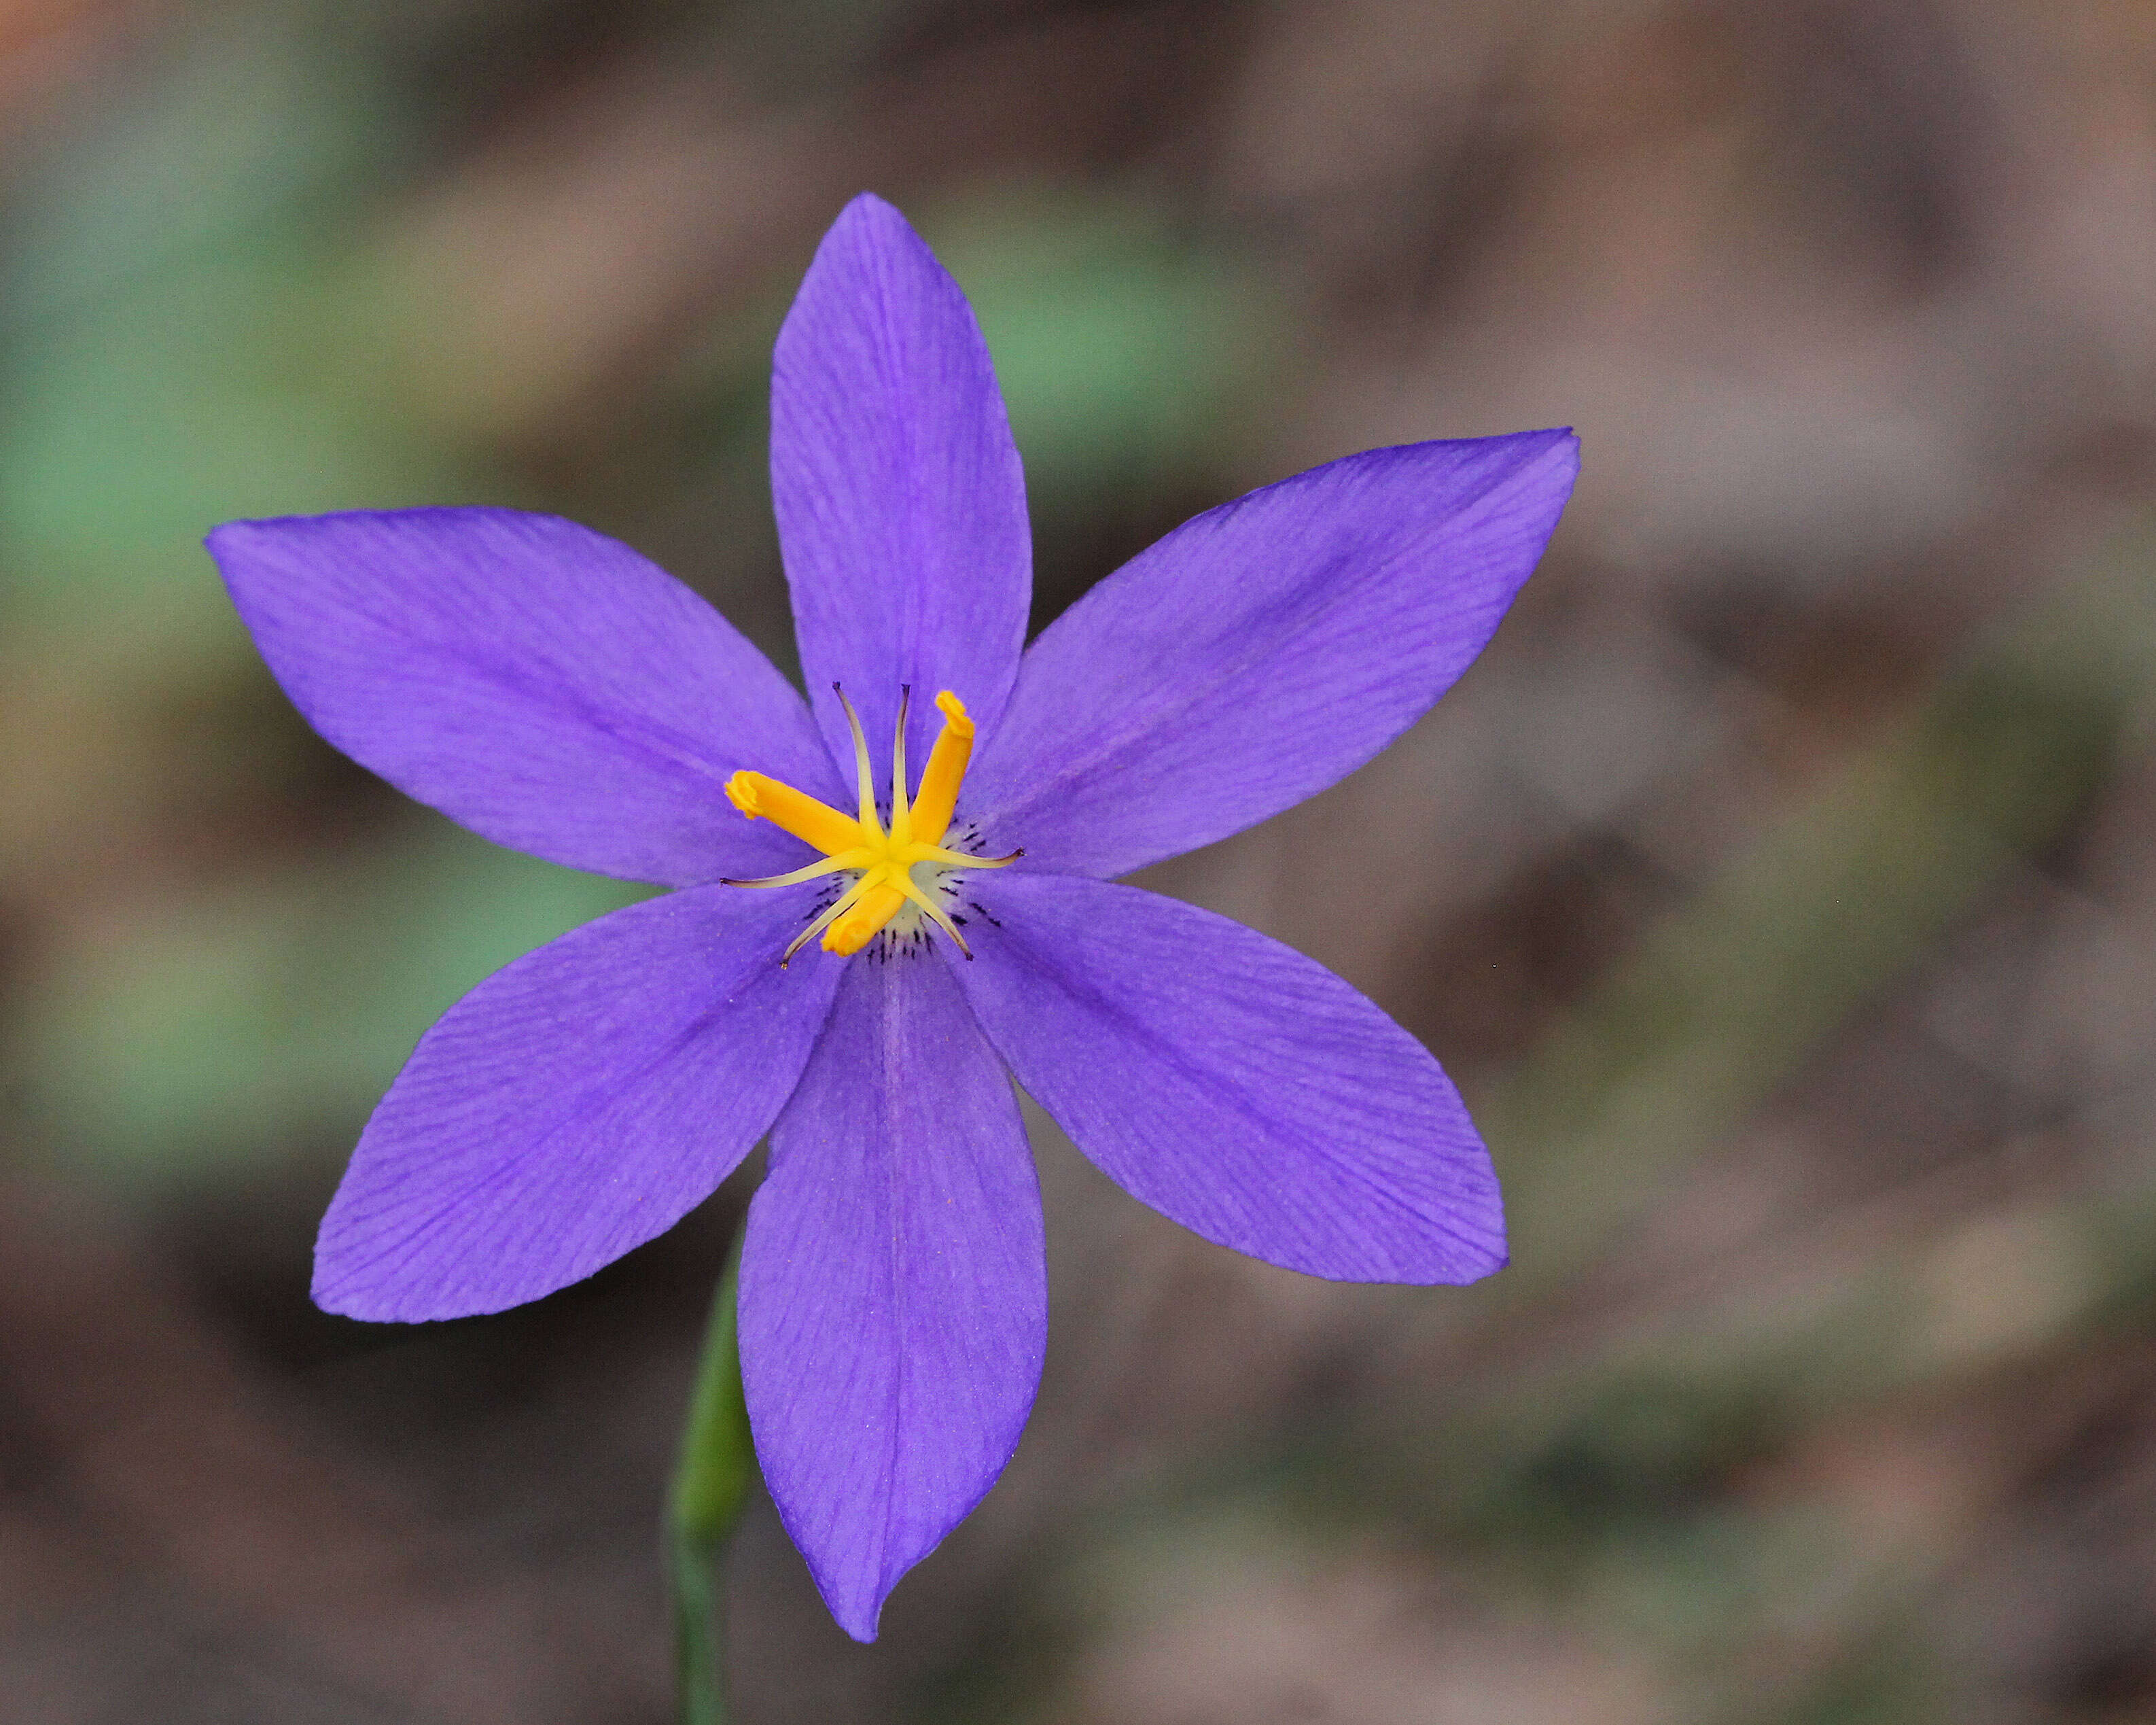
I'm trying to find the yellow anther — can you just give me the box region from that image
[726,686,1016,963]
[783,875,872,966]
[908,692,974,846]
[724,770,864,859]
[935,689,972,733]
[825,881,909,956]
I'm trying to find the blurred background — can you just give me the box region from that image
[1,1,2153,1720]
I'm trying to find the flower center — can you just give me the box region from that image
[722,686,1017,964]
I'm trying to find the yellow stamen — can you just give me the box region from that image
[908,691,974,845]
[783,875,876,966]
[726,686,1019,962]
[825,881,909,956]
[724,771,863,858]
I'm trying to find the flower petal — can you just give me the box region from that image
[209,508,844,886]
[954,872,1504,1283]
[771,194,1031,782]
[315,883,844,1321]
[963,432,1578,877]
[741,953,1044,1642]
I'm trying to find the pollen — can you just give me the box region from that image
[722,685,1015,963]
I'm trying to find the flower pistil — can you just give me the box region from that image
[724,686,1014,962]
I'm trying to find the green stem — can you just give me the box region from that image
[670,1228,756,1725]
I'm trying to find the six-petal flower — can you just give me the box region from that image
[207,192,1578,1640]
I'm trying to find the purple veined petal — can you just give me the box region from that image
[772,194,1031,780]
[962,432,1579,878]
[315,882,845,1321]
[209,508,846,887]
[741,952,1045,1643]
[954,872,1504,1284]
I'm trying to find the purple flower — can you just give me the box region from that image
[206,194,1577,1641]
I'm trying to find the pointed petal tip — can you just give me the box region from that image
[1519,425,1583,492]
[311,1287,419,1325]
[311,1231,392,1320]
[1450,423,1576,481]
[776,183,1030,778]
[821,189,924,260]
[951,875,1510,1285]
[1415,1190,1507,1287]
[1447,1236,1510,1286]
[1483,422,1578,473]
[1538,423,1582,466]
[830,1588,886,1645]
[207,506,841,883]
[306,886,840,1329]
[205,507,421,552]
[310,1249,506,1324]
[310,1264,428,1325]
[204,513,303,565]
[744,959,1044,1650]
[837,188,905,224]
[312,1207,622,1322]
[964,426,1578,877]
[308,1270,372,1322]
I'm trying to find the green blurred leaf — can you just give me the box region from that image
[921,190,1284,512]
[0,19,476,620]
